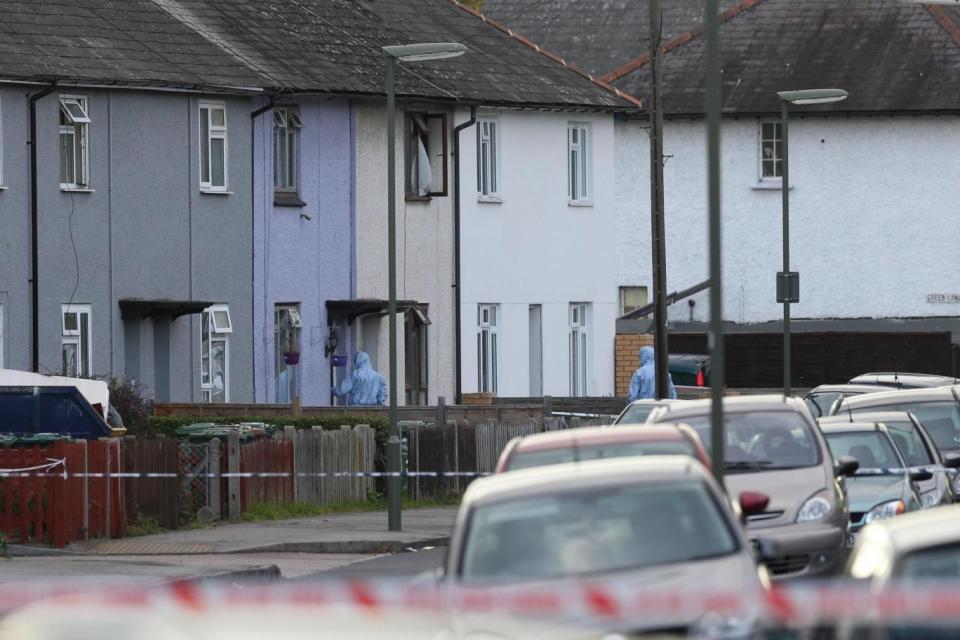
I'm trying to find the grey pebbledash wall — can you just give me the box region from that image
[0,85,255,402]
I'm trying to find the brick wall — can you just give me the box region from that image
[615,333,655,396]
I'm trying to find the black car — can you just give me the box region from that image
[0,386,116,439]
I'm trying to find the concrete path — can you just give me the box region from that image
[66,507,457,555]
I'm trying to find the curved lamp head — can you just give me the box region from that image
[777,88,849,105]
[382,42,467,62]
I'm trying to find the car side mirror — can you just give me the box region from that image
[753,537,779,563]
[836,456,860,477]
[739,491,770,524]
[910,469,934,482]
[944,453,960,469]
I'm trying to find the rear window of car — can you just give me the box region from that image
[507,440,696,471]
[867,402,960,452]
[616,404,656,424]
[882,420,935,466]
[825,431,903,470]
[805,392,841,418]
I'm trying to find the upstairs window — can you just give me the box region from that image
[61,303,91,377]
[760,120,783,180]
[199,102,228,191]
[201,305,232,403]
[59,96,90,189]
[567,122,592,204]
[476,117,500,199]
[407,113,447,197]
[619,286,649,316]
[273,107,302,194]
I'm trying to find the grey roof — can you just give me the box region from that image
[0,0,637,109]
[608,0,960,115]
[480,0,741,77]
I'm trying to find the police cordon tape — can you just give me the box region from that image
[2,580,960,627]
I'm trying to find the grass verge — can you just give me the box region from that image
[241,494,461,523]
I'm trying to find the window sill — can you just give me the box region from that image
[568,200,594,208]
[405,195,432,203]
[477,196,503,204]
[0,185,8,191]
[60,186,94,193]
[751,182,793,191]
[274,192,306,207]
[200,189,233,195]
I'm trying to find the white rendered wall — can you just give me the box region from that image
[616,116,960,323]
[460,109,617,397]
[353,102,456,404]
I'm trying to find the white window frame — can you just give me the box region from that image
[59,95,90,190]
[273,107,303,193]
[758,119,783,183]
[199,102,228,192]
[569,303,590,396]
[567,122,592,205]
[619,286,649,317]
[274,304,303,403]
[61,303,92,378]
[201,305,231,403]
[477,303,499,394]
[476,116,501,201]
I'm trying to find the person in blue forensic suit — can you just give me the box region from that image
[332,351,388,406]
[628,346,677,401]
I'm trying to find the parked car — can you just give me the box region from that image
[833,387,960,457]
[443,456,771,636]
[669,353,710,387]
[803,384,887,418]
[613,398,682,424]
[0,386,121,439]
[647,395,852,578]
[849,372,958,389]
[818,421,927,545]
[820,411,960,507]
[495,423,711,473]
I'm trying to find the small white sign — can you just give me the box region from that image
[927,293,960,303]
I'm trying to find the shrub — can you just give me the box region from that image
[108,378,155,436]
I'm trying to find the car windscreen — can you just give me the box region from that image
[460,480,738,582]
[824,431,903,471]
[862,402,960,452]
[882,420,936,466]
[805,392,841,418]
[616,404,655,424]
[899,543,960,579]
[670,411,820,472]
[507,440,696,471]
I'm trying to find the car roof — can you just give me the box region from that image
[462,456,707,507]
[808,384,890,394]
[861,505,960,554]
[840,386,960,410]
[625,398,681,407]
[820,411,914,425]
[850,372,958,387]
[510,424,688,453]
[817,420,885,434]
[651,394,802,418]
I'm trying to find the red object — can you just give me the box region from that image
[239,439,294,511]
[696,369,706,387]
[739,491,771,516]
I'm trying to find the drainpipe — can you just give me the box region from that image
[250,94,275,402]
[452,106,477,405]
[29,82,57,373]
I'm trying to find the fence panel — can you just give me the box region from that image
[240,439,293,510]
[475,422,540,474]
[123,439,179,530]
[295,426,375,507]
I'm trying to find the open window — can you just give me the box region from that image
[406,113,447,197]
[59,96,90,189]
[61,303,91,377]
[274,304,303,403]
[201,305,231,403]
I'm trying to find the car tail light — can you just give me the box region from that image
[696,369,706,387]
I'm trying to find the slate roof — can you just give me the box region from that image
[0,0,637,110]
[608,0,960,115]
[480,0,741,77]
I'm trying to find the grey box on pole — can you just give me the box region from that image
[776,271,800,303]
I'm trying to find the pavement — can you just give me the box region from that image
[3,507,457,584]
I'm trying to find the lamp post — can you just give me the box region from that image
[775,88,847,397]
[382,42,466,532]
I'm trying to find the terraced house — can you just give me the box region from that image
[0,0,636,405]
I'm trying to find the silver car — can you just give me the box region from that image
[803,384,888,418]
[648,395,853,578]
[443,456,770,636]
[612,398,682,425]
[849,372,958,389]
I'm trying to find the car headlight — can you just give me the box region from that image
[796,495,832,523]
[922,490,942,509]
[864,499,906,523]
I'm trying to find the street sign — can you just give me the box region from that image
[776,271,800,303]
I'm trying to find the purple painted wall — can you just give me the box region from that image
[253,97,355,404]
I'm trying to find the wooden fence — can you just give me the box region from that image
[240,438,294,510]
[0,440,124,548]
[294,426,376,506]
[122,438,180,530]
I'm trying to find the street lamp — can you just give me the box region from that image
[776,88,847,396]
[383,42,466,532]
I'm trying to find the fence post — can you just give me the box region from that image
[283,426,297,503]
[543,395,553,417]
[436,396,446,427]
[450,419,460,495]
[208,438,222,521]
[227,431,241,521]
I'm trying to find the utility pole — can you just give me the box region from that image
[648,0,670,398]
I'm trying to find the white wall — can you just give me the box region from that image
[616,116,960,323]
[460,109,618,397]
[354,102,456,404]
